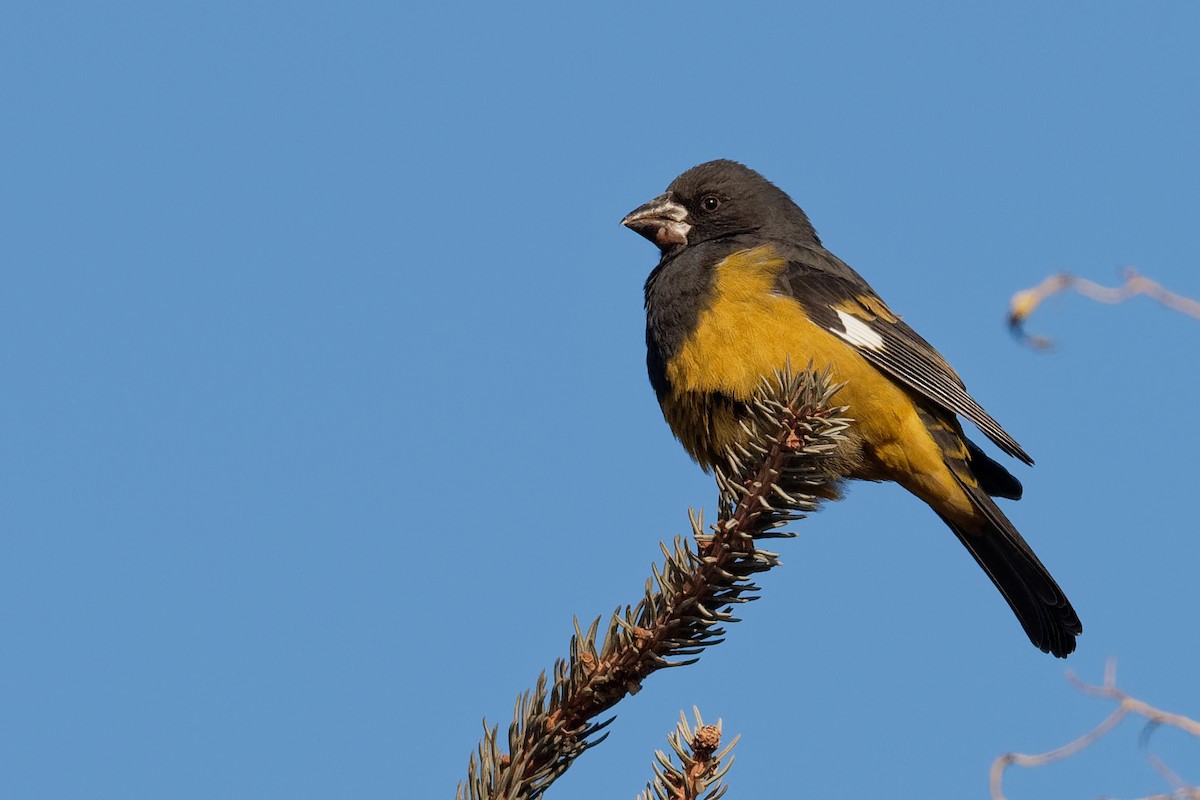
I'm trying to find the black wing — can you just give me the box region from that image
[774,243,1033,465]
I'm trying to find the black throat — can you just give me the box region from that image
[643,237,749,401]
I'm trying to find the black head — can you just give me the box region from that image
[621,159,820,257]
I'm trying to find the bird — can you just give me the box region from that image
[622,159,1081,657]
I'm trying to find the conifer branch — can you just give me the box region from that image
[457,365,849,800]
[637,708,739,800]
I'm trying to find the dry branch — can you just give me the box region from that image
[1008,268,1200,350]
[990,659,1200,800]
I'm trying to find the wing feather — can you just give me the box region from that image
[775,245,1033,465]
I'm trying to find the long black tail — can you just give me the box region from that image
[939,473,1081,657]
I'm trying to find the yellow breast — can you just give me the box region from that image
[661,245,951,493]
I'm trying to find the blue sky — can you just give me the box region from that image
[3,3,1198,798]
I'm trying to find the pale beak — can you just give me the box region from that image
[621,192,691,250]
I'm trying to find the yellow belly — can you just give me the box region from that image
[660,245,975,522]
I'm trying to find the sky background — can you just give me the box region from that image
[3,3,1198,798]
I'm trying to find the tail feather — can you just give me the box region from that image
[965,438,1023,500]
[940,474,1081,657]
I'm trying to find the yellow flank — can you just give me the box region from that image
[663,245,978,525]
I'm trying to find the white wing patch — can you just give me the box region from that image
[832,309,885,351]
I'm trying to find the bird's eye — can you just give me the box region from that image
[700,195,721,212]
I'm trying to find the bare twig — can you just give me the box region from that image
[990,658,1200,800]
[1007,268,1200,349]
[638,708,739,800]
[457,365,849,800]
